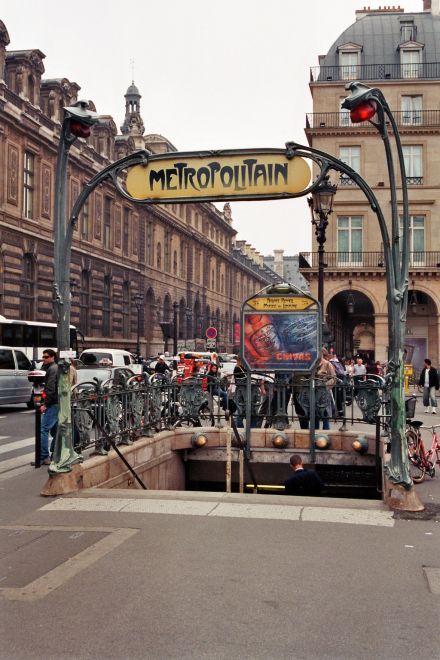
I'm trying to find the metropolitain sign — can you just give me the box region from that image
[125,149,311,203]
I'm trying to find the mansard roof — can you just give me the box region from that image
[321,10,440,67]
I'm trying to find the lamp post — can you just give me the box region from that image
[133,292,143,359]
[173,301,179,356]
[50,100,100,475]
[341,81,414,499]
[308,176,337,347]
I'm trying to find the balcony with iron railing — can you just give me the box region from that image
[306,110,440,130]
[337,174,423,186]
[310,62,440,82]
[298,251,440,270]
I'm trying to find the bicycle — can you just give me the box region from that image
[406,421,440,483]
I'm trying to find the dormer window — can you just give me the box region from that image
[400,20,416,42]
[398,38,424,79]
[401,48,422,78]
[337,43,362,81]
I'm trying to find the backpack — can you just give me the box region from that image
[330,359,345,379]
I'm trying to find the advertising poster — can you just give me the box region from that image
[243,312,319,371]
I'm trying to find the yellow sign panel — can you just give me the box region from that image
[125,151,311,201]
[247,296,315,311]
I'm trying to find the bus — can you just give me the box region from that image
[0,315,79,362]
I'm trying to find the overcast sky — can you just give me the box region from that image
[2,0,422,256]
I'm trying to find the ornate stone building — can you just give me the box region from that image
[300,1,440,371]
[0,20,276,356]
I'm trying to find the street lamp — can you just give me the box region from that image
[50,100,100,475]
[133,292,143,359]
[308,175,337,346]
[342,81,418,506]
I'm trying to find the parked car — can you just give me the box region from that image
[0,346,33,407]
[74,364,138,390]
[79,349,142,374]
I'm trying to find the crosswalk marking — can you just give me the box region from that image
[0,437,34,456]
[0,452,34,473]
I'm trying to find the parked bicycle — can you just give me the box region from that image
[406,421,440,483]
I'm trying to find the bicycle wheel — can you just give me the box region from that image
[406,429,426,483]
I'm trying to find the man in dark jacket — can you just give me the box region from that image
[40,349,59,464]
[418,358,440,414]
[284,454,323,496]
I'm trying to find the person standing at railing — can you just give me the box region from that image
[206,362,227,410]
[418,358,439,414]
[315,348,336,430]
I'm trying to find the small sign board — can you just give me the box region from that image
[206,339,217,350]
[59,350,77,359]
[205,326,218,340]
[241,285,320,372]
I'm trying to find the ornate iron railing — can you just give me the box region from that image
[306,110,440,129]
[69,372,396,457]
[310,62,440,82]
[299,251,440,270]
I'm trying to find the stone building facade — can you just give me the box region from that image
[300,0,440,371]
[0,20,276,357]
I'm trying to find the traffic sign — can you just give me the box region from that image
[206,326,218,339]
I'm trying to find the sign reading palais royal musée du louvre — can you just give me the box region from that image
[125,149,311,203]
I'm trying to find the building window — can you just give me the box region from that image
[104,197,112,249]
[122,281,130,337]
[401,95,422,125]
[337,216,363,266]
[102,275,111,337]
[156,242,162,270]
[20,254,35,319]
[146,220,153,265]
[173,250,178,276]
[402,145,423,184]
[123,208,130,256]
[79,270,90,335]
[339,146,361,185]
[400,20,416,42]
[164,231,171,272]
[80,198,90,241]
[180,243,185,278]
[400,215,425,266]
[23,152,35,219]
[339,50,360,81]
[401,48,422,78]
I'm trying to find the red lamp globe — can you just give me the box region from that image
[69,120,91,138]
[350,100,377,123]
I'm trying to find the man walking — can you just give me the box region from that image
[419,358,440,414]
[40,349,59,464]
[284,454,324,496]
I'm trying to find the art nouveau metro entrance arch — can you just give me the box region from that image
[50,83,423,511]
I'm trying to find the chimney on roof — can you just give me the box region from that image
[424,0,440,14]
[356,5,404,18]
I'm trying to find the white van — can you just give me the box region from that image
[79,348,142,374]
[0,346,33,407]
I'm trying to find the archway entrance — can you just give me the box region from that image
[327,290,375,361]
